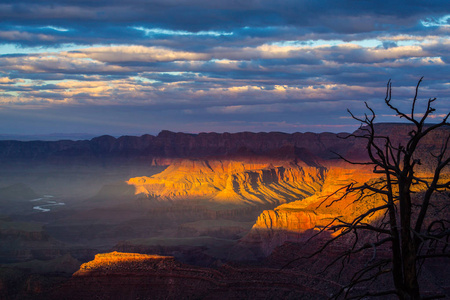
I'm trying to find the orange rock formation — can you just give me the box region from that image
[127,157,326,206]
[241,162,448,257]
[240,164,387,256]
[74,251,173,276]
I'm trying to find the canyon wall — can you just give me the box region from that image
[127,154,326,206]
[240,168,449,257]
[238,164,382,256]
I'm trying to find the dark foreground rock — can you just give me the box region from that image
[44,251,336,300]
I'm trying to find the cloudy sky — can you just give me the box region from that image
[0,0,449,136]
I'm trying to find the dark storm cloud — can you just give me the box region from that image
[0,0,447,27]
[0,0,448,47]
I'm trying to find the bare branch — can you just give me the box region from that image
[384,79,419,126]
[411,76,423,120]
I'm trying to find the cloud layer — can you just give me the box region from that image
[0,0,449,135]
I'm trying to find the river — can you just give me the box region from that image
[30,195,65,212]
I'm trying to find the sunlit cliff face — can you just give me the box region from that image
[251,165,381,232]
[241,164,449,257]
[126,158,326,206]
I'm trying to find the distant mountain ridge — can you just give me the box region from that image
[0,133,98,141]
[0,130,349,163]
[0,123,447,166]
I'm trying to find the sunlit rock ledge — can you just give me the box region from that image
[74,251,174,276]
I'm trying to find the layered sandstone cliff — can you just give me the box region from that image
[241,169,449,257]
[127,154,326,206]
[238,165,386,257]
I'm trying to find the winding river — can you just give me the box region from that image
[30,195,65,212]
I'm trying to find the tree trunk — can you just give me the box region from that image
[398,179,420,300]
[400,240,420,299]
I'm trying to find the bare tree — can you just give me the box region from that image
[308,78,449,299]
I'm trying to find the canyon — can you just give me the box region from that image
[126,153,326,206]
[0,123,448,299]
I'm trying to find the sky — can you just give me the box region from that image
[0,0,449,137]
